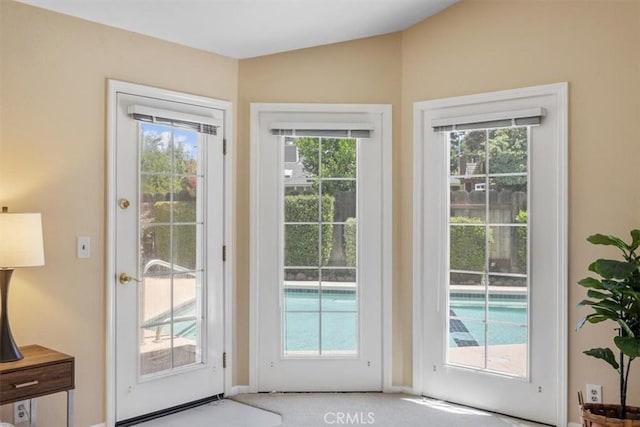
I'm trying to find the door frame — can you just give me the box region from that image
[249,103,393,392]
[105,80,234,426]
[412,83,568,424]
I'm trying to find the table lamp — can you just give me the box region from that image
[0,206,45,362]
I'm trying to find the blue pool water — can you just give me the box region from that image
[449,299,527,347]
[284,290,357,352]
[158,291,527,351]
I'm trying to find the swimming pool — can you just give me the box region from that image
[284,289,357,353]
[144,290,527,351]
[449,301,527,347]
[140,289,359,352]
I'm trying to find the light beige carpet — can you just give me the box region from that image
[232,393,550,427]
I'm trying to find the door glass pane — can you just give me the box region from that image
[139,275,172,375]
[284,312,320,356]
[282,136,359,357]
[446,127,529,378]
[448,318,485,369]
[284,224,320,267]
[284,189,319,223]
[322,180,356,267]
[449,130,486,177]
[139,122,204,378]
[321,312,357,354]
[449,224,486,272]
[173,224,199,270]
[489,226,527,275]
[321,269,356,307]
[141,124,172,173]
[321,138,356,178]
[487,128,528,175]
[487,323,527,377]
[285,287,320,312]
[450,272,485,322]
[284,268,319,284]
[321,288,357,312]
[173,272,200,369]
[450,189,486,222]
[488,177,527,225]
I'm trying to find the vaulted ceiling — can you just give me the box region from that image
[17,0,457,58]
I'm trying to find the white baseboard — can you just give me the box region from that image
[89,424,106,427]
[387,386,416,395]
[228,385,252,396]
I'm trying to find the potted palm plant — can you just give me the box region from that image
[576,230,640,426]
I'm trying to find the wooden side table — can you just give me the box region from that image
[0,345,75,427]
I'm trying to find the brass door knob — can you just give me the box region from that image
[119,199,130,209]
[119,272,141,284]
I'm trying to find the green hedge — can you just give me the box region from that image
[149,196,340,270]
[344,217,357,267]
[515,210,528,272]
[284,195,334,266]
[153,201,197,270]
[450,217,488,272]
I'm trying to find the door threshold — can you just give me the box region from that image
[116,394,224,427]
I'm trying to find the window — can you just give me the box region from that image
[252,103,392,391]
[413,83,567,424]
[283,136,358,356]
[447,127,529,377]
[138,122,205,376]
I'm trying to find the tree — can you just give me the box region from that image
[140,128,195,196]
[294,137,356,195]
[450,128,527,191]
[487,128,527,190]
[450,130,485,176]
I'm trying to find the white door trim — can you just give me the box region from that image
[412,83,568,425]
[106,79,234,426]
[249,103,393,392]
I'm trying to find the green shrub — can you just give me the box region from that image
[344,217,357,267]
[515,210,528,271]
[153,201,198,270]
[284,195,334,266]
[450,217,489,272]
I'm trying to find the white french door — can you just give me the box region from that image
[113,90,225,422]
[251,104,392,391]
[414,84,567,425]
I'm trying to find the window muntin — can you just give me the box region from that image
[447,127,529,378]
[282,136,358,357]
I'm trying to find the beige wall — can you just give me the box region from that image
[236,33,403,385]
[401,0,640,423]
[237,0,640,423]
[0,1,238,425]
[2,0,639,425]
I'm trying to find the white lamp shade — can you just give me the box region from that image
[0,213,45,268]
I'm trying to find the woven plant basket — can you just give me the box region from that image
[579,392,640,427]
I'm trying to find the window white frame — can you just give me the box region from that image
[249,103,393,392]
[106,80,234,426]
[413,83,567,424]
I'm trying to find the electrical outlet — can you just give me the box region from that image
[14,400,30,423]
[586,384,602,403]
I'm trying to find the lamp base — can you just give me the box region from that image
[0,269,23,362]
